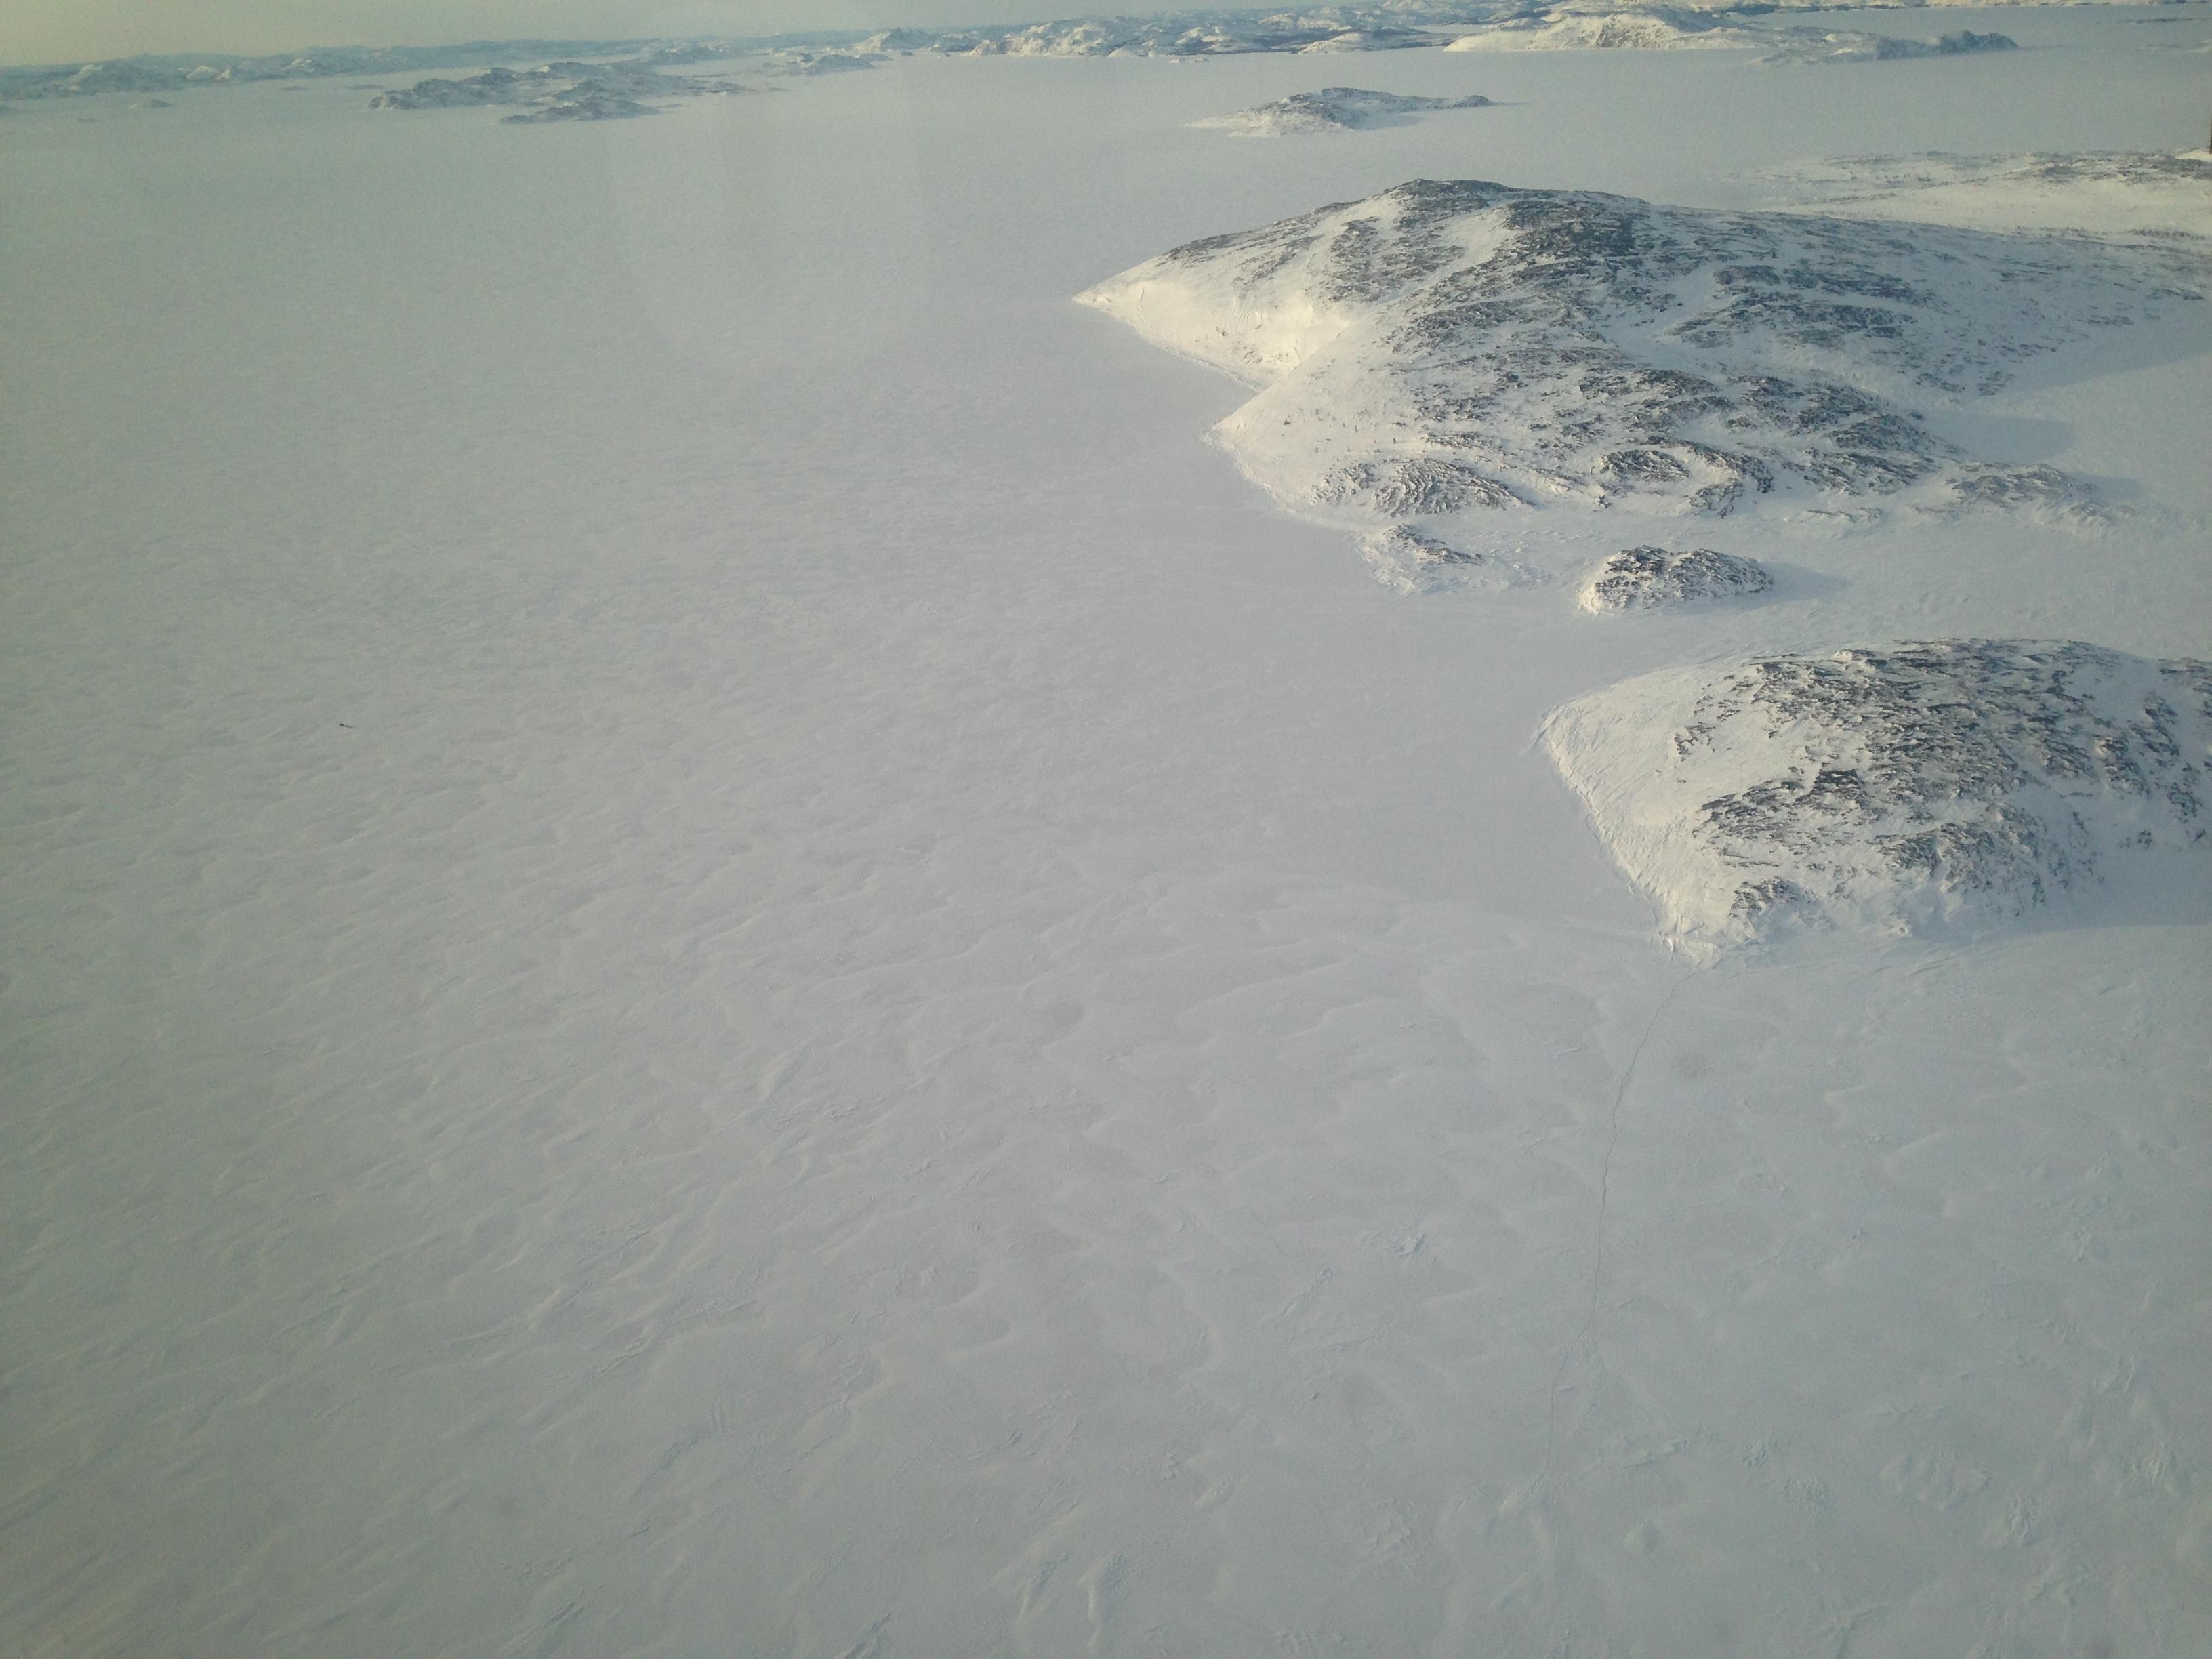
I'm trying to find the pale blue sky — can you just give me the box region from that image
[7,0,1200,64]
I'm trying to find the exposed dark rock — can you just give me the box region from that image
[1194,87,1492,136]
[1580,546,1773,612]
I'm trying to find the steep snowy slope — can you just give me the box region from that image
[1545,640,2212,948]
[1078,178,2203,554]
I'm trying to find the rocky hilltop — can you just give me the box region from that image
[1078,179,2198,543]
[1544,641,2212,949]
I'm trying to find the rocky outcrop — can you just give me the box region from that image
[1358,526,1541,594]
[1580,546,1772,612]
[1544,641,2212,947]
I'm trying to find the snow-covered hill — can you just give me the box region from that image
[1545,640,2212,949]
[1191,87,1492,136]
[1078,179,2200,554]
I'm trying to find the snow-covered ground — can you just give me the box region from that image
[4,11,2210,1656]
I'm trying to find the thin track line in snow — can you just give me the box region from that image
[1540,962,1701,1493]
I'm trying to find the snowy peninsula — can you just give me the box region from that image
[1077,178,2198,562]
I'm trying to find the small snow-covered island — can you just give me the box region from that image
[1191,87,1492,136]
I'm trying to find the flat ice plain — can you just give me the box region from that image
[3,8,2210,1655]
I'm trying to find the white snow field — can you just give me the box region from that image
[3,12,2211,1657]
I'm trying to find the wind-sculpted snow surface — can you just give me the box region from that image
[1579,545,1771,611]
[1545,641,2212,949]
[1078,179,2198,546]
[1192,87,1492,136]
